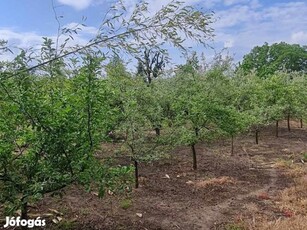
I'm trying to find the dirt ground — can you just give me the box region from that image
[1,120,307,230]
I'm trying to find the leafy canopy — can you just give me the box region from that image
[239,42,307,78]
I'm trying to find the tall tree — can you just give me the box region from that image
[239,42,307,78]
[136,48,165,84]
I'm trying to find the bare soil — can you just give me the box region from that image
[1,120,307,230]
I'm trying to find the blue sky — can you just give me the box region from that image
[0,0,306,67]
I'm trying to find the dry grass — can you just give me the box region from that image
[274,158,307,178]
[273,159,293,169]
[256,164,307,230]
[258,216,307,230]
[191,176,236,188]
[286,166,306,178]
[278,176,307,215]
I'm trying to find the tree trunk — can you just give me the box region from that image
[134,159,139,189]
[287,113,291,131]
[300,119,303,128]
[231,135,234,156]
[20,199,28,230]
[147,73,152,85]
[154,127,160,136]
[21,201,27,219]
[195,127,199,137]
[255,129,259,145]
[276,120,279,138]
[191,144,197,170]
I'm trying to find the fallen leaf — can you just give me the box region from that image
[49,209,63,216]
[52,219,58,224]
[186,180,194,185]
[29,213,53,218]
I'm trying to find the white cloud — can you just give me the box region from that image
[57,0,93,10]
[0,29,44,48]
[291,31,307,44]
[209,1,307,62]
[0,23,100,61]
[214,4,260,29]
[0,29,43,61]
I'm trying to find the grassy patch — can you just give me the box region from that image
[225,223,246,230]
[120,199,132,210]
